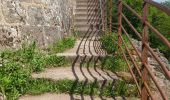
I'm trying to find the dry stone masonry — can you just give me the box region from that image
[0,0,76,49]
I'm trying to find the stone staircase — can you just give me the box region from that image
[74,0,102,37]
[19,0,121,100]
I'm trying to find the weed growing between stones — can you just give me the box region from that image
[0,37,74,99]
[48,37,76,53]
[100,33,138,96]
[100,55,128,72]
[24,79,138,98]
[100,33,130,72]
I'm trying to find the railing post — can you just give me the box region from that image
[118,0,122,46]
[141,0,149,100]
[109,0,112,33]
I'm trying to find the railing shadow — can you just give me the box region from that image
[69,0,127,99]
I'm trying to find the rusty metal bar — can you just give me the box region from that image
[118,0,122,45]
[119,33,155,100]
[122,2,142,20]
[144,0,170,16]
[145,21,170,49]
[144,43,170,79]
[122,26,168,100]
[119,44,142,95]
[122,14,142,40]
[141,1,149,99]
[100,0,170,99]
[122,26,141,60]
[144,63,169,100]
[123,2,170,49]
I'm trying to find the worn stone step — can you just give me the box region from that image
[20,93,139,100]
[75,18,101,22]
[77,3,99,8]
[76,8,100,12]
[74,21,101,26]
[75,26,102,32]
[32,66,118,83]
[75,15,101,20]
[75,12,100,17]
[76,11,100,15]
[76,1,98,4]
[74,24,102,28]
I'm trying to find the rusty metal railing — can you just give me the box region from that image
[99,0,170,100]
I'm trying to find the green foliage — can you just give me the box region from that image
[44,55,68,67]
[122,0,170,60]
[0,62,30,100]
[100,33,130,72]
[100,33,118,54]
[0,40,70,99]
[101,55,128,72]
[48,37,76,53]
[149,6,170,60]
[113,80,128,96]
[24,79,137,98]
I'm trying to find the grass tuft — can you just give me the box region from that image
[48,37,76,53]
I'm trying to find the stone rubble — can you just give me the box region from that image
[131,38,170,100]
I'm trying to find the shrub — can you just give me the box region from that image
[0,62,30,100]
[101,55,128,72]
[100,33,118,54]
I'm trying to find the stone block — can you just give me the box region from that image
[32,0,50,5]
[0,25,21,48]
[2,0,27,24]
[43,26,62,46]
[19,25,44,47]
[27,6,44,26]
[44,6,61,26]
[19,0,32,3]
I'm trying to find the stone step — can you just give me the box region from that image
[74,21,101,25]
[77,3,99,8]
[75,15,101,20]
[75,13,101,17]
[74,24,102,28]
[76,11,100,15]
[20,93,138,100]
[74,18,101,22]
[76,1,98,4]
[75,26,102,32]
[32,66,118,82]
[76,8,100,13]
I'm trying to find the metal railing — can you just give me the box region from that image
[99,0,170,100]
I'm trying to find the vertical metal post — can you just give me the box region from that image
[118,0,122,46]
[109,0,112,33]
[141,0,149,100]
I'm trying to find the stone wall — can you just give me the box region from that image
[0,0,76,49]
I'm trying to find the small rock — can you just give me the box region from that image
[0,93,6,100]
[116,72,134,83]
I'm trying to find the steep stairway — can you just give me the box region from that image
[19,0,121,100]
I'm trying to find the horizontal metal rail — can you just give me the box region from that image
[144,0,170,15]
[98,0,170,99]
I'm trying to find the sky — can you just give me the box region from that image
[154,0,168,3]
